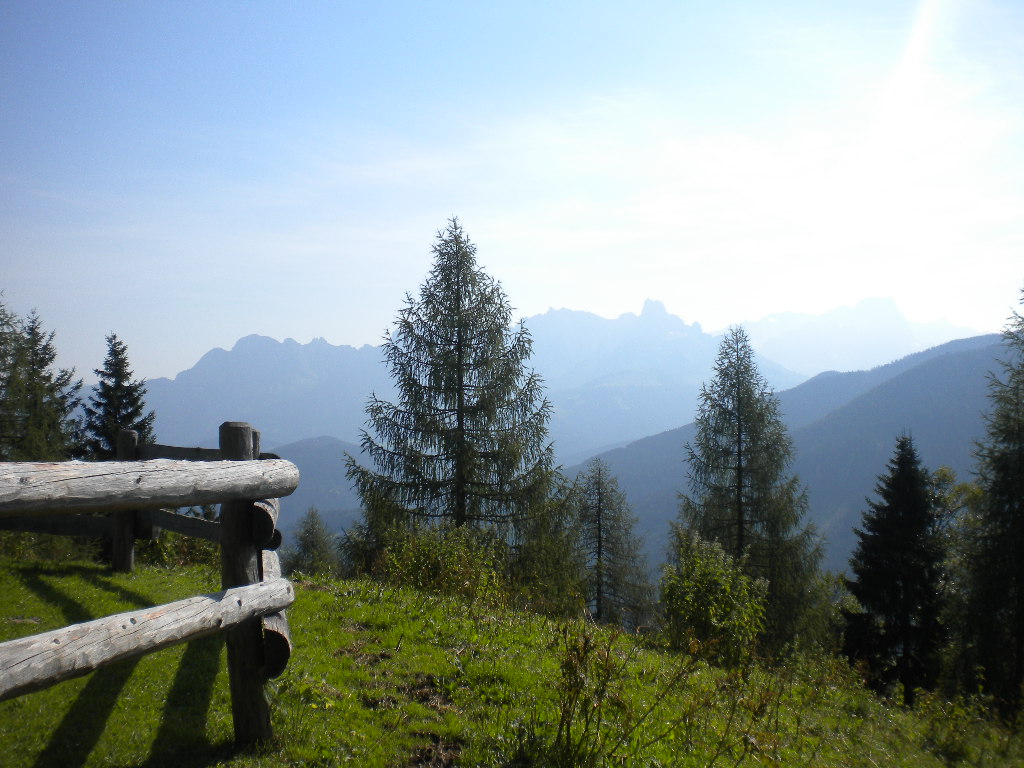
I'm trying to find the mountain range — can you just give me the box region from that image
[586,333,1002,571]
[147,297,970,460]
[141,298,997,570]
[147,298,799,463]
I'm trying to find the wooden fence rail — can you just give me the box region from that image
[0,577,295,702]
[0,459,298,517]
[0,421,299,747]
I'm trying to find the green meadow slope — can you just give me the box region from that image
[1,559,1021,767]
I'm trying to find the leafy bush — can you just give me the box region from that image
[0,530,101,563]
[136,507,219,568]
[661,529,767,665]
[377,524,506,606]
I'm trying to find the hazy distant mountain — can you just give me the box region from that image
[582,334,1003,571]
[146,299,805,462]
[269,435,363,538]
[790,336,1000,565]
[142,300,993,555]
[744,297,980,376]
[146,335,392,449]
[531,300,805,463]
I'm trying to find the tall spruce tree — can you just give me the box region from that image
[83,333,155,459]
[575,458,649,626]
[346,219,554,537]
[965,291,1024,711]
[846,435,944,707]
[0,308,82,461]
[680,325,820,653]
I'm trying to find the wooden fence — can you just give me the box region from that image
[0,421,300,746]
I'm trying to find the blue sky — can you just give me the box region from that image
[2,0,1022,381]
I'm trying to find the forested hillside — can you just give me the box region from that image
[589,334,1002,569]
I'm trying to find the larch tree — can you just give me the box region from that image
[346,219,554,539]
[575,458,649,626]
[0,308,82,461]
[679,325,820,654]
[82,333,156,459]
[965,291,1024,711]
[846,435,944,707]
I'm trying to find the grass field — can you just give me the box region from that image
[1,558,1021,767]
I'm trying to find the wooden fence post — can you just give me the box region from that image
[219,421,273,746]
[112,430,139,573]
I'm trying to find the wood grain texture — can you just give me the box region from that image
[252,497,280,548]
[260,550,291,678]
[0,578,294,702]
[219,422,274,745]
[0,459,299,517]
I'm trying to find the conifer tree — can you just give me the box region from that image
[83,333,155,459]
[680,325,820,653]
[509,479,588,617]
[282,507,341,577]
[965,291,1024,711]
[846,435,944,707]
[575,458,649,626]
[0,300,20,456]
[0,308,82,461]
[0,299,17,401]
[346,219,554,537]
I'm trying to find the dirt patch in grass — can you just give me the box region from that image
[402,673,456,714]
[409,733,462,767]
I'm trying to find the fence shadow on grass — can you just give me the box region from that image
[141,633,233,768]
[14,567,140,768]
[16,565,97,626]
[31,657,141,768]
[15,564,233,768]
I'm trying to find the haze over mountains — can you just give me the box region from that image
[743,297,978,377]
[143,297,996,570]
[148,297,971,455]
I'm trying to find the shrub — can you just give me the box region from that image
[377,524,506,606]
[661,529,766,666]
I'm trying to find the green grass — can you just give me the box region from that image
[1,558,1021,767]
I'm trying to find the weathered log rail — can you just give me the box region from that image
[0,458,298,516]
[0,421,299,746]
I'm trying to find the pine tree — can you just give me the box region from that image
[0,300,21,456]
[0,308,82,461]
[575,458,650,626]
[680,325,820,653]
[0,299,17,400]
[846,435,944,707]
[83,333,155,459]
[346,219,554,537]
[965,291,1024,711]
[282,507,341,577]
